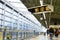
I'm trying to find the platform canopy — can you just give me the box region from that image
[21,0,60,28]
[3,0,46,31]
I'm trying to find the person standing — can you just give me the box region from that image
[54,28,59,40]
[49,27,54,40]
[59,28,60,34]
[55,29,59,37]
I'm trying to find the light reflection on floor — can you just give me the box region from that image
[30,34,60,40]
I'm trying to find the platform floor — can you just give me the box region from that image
[30,34,60,40]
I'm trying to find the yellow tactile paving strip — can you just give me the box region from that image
[0,32,3,40]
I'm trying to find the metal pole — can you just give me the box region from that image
[40,0,43,6]
[40,0,48,27]
[16,32,18,40]
[43,12,48,28]
[3,28,6,40]
[49,0,52,27]
[51,0,52,5]
[49,13,51,28]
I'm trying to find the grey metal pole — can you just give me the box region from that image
[16,32,18,40]
[49,13,51,28]
[49,0,52,27]
[51,0,52,5]
[3,28,6,40]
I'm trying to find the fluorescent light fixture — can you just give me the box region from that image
[40,17,43,20]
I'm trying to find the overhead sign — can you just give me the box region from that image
[28,5,54,14]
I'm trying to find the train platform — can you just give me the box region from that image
[29,34,60,40]
[0,0,60,40]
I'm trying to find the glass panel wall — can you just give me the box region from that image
[0,0,42,40]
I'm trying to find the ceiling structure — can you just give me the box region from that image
[6,0,42,27]
[21,0,60,27]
